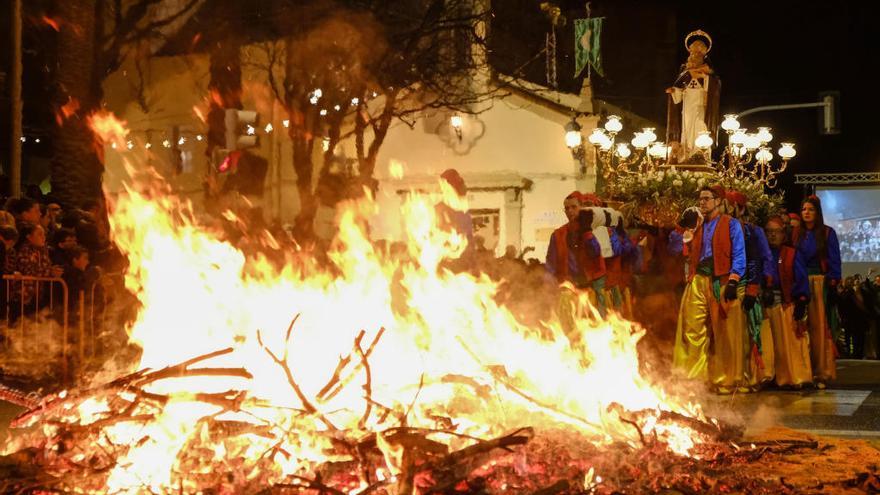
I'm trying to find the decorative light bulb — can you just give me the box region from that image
[196,134,203,141]
[450,114,463,130]
[756,147,773,163]
[604,115,623,133]
[721,114,740,132]
[588,128,606,146]
[282,119,290,128]
[565,129,582,148]
[757,127,773,144]
[631,132,649,150]
[730,129,747,146]
[778,142,796,159]
[744,133,761,150]
[615,143,631,159]
[648,143,668,159]
[642,127,657,143]
[265,123,274,133]
[694,131,714,150]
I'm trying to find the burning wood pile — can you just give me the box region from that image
[1,338,877,494]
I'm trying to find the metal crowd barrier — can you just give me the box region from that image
[1,272,122,379]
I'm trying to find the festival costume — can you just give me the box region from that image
[764,245,812,387]
[673,214,747,390]
[793,227,841,382]
[603,227,632,316]
[546,222,606,336]
[742,223,776,387]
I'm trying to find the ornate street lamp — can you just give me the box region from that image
[711,114,796,188]
[582,115,671,181]
[568,112,796,188]
[564,117,587,174]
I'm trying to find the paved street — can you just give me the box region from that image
[703,359,880,439]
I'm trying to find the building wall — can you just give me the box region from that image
[101,49,303,224]
[358,90,598,260]
[102,47,604,260]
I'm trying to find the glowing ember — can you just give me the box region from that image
[55,96,80,125]
[41,15,61,32]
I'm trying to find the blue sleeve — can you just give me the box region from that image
[667,230,684,256]
[545,233,558,276]
[584,232,601,257]
[609,228,623,256]
[729,218,746,279]
[827,227,842,281]
[621,233,639,258]
[755,227,775,284]
[793,248,810,300]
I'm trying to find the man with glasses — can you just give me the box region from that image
[672,184,747,393]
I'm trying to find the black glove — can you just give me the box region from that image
[761,289,776,308]
[742,294,757,311]
[794,300,808,321]
[723,280,738,302]
[678,208,700,230]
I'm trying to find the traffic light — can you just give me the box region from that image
[818,91,840,135]
[225,109,259,150]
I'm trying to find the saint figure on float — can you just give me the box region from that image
[666,29,721,163]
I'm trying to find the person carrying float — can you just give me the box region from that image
[545,192,607,338]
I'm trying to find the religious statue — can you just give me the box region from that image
[666,29,721,164]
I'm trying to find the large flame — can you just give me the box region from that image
[86,110,129,152]
[46,112,706,492]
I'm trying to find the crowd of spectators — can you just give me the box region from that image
[0,191,123,324]
[837,269,880,359]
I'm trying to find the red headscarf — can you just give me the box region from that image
[440,169,467,197]
[726,190,748,207]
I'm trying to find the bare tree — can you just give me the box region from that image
[248,0,522,240]
[51,0,201,208]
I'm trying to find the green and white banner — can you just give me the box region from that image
[574,17,604,78]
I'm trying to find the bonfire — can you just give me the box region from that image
[1,112,878,494]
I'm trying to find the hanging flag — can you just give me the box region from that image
[574,17,604,78]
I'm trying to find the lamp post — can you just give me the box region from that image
[450,114,463,141]
[564,117,587,174]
